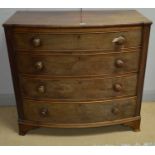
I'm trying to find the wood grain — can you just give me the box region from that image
[23,97,137,124]
[3,10,152,135]
[20,74,137,101]
[3,10,151,27]
[4,27,24,119]
[12,26,142,34]
[14,29,142,51]
[17,51,140,77]
[136,24,152,115]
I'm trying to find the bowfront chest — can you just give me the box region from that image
[3,10,152,135]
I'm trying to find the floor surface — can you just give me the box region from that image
[0,102,155,146]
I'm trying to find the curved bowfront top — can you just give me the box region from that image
[3,10,152,28]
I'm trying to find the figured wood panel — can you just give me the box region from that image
[17,51,140,76]
[20,75,137,101]
[14,29,142,51]
[23,97,137,123]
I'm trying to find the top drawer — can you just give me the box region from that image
[13,27,142,51]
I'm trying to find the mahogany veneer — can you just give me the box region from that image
[3,10,152,135]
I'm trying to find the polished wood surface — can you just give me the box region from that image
[3,10,152,135]
[20,74,137,101]
[4,27,25,119]
[17,51,140,76]
[3,10,151,27]
[23,97,137,123]
[18,116,141,135]
[136,25,151,115]
[14,28,141,51]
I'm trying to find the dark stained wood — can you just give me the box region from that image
[23,97,137,124]
[136,24,151,115]
[14,28,142,51]
[20,74,137,101]
[3,10,151,27]
[18,123,38,136]
[19,115,140,129]
[16,51,140,77]
[4,27,24,119]
[123,119,141,132]
[3,10,152,135]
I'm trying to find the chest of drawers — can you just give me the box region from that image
[3,10,152,135]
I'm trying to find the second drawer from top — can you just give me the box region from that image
[17,51,140,77]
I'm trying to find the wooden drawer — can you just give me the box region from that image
[17,51,140,76]
[20,74,137,101]
[14,28,142,51]
[23,97,137,124]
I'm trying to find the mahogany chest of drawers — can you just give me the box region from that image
[3,10,152,135]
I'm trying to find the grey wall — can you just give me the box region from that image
[0,8,155,105]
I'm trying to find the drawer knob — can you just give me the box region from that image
[113,83,122,92]
[37,85,45,94]
[35,61,43,70]
[112,36,126,45]
[40,108,48,117]
[32,38,41,47]
[115,59,124,68]
[112,107,120,115]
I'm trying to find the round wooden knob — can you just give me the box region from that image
[32,38,41,47]
[111,107,120,115]
[115,59,124,68]
[112,36,126,45]
[37,85,45,94]
[113,83,122,92]
[35,61,43,71]
[40,108,48,117]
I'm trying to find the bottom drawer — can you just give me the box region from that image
[23,97,137,124]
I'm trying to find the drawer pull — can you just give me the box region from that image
[32,38,41,47]
[112,36,126,45]
[37,85,45,94]
[40,108,48,117]
[113,83,122,92]
[111,107,120,115]
[115,59,124,68]
[35,61,43,70]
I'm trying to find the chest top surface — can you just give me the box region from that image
[3,10,151,28]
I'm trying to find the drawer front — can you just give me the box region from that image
[17,52,140,76]
[23,98,137,123]
[14,28,142,51]
[20,75,137,101]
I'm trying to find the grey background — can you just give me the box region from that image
[0,8,155,105]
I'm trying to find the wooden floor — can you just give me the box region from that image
[0,102,155,146]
